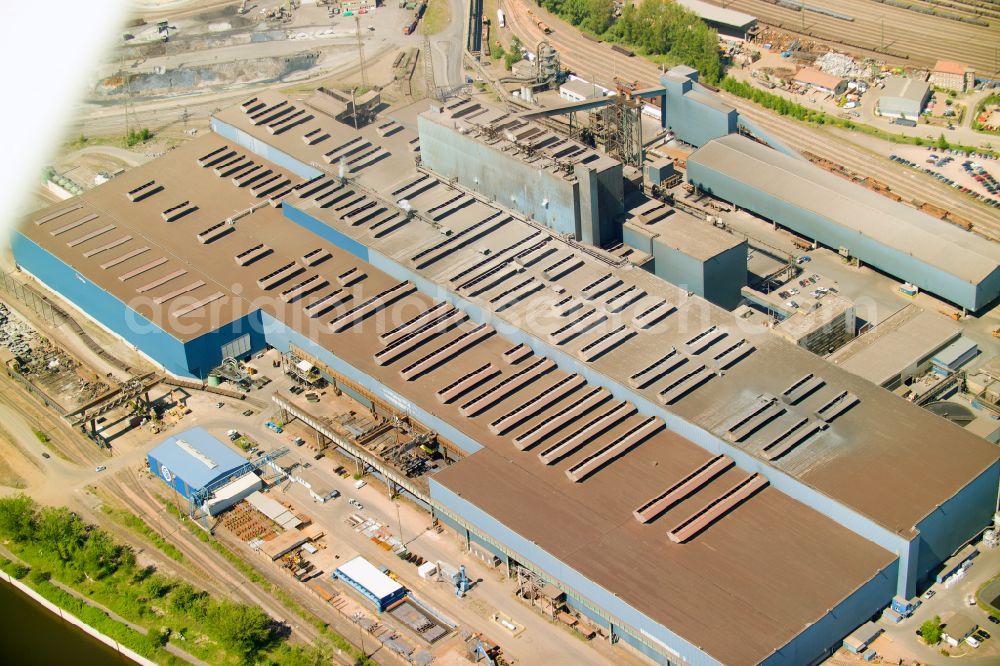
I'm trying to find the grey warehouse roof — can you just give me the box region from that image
[688,134,1000,284]
[881,77,930,102]
[677,0,757,29]
[560,79,604,99]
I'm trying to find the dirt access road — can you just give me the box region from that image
[500,0,1000,238]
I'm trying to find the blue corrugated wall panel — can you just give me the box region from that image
[912,459,1000,595]
[765,561,897,665]
[210,118,321,180]
[430,477,722,666]
[147,452,192,500]
[686,161,985,310]
[182,310,267,379]
[12,231,192,377]
[418,116,579,237]
[283,202,371,262]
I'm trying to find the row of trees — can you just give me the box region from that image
[536,0,723,83]
[718,77,832,123]
[720,76,998,155]
[0,495,284,664]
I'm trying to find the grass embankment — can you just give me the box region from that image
[100,504,185,564]
[720,77,1000,158]
[31,427,70,461]
[0,494,345,665]
[422,0,451,35]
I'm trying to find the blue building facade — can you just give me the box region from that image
[147,427,253,500]
[685,140,1000,312]
[660,68,737,148]
[11,232,266,379]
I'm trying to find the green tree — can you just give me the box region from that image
[143,574,172,599]
[935,133,949,150]
[81,529,134,579]
[210,601,275,660]
[581,0,614,34]
[0,495,37,542]
[169,582,208,617]
[35,507,87,563]
[920,615,943,644]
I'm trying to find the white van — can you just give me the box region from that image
[354,479,367,490]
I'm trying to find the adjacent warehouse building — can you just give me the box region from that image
[623,199,747,309]
[147,427,260,514]
[876,77,931,120]
[334,556,406,611]
[828,306,960,389]
[931,60,975,92]
[15,91,1000,666]
[676,0,758,40]
[793,67,847,96]
[686,133,1000,311]
[418,100,624,247]
[559,78,605,103]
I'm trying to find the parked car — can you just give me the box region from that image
[966,635,980,648]
[242,409,254,416]
[41,452,51,459]
[923,589,936,599]
[326,490,341,500]
[95,465,107,472]
[989,616,1000,625]
[227,429,240,441]
[265,421,283,434]
[975,629,990,641]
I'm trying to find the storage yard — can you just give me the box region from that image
[713,0,1000,74]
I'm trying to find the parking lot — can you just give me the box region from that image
[889,145,1000,210]
[864,542,1000,665]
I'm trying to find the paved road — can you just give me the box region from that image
[876,544,1000,664]
[500,0,1000,238]
[209,358,639,666]
[428,0,469,89]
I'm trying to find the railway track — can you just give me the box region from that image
[719,0,999,74]
[502,0,1000,237]
[103,467,365,666]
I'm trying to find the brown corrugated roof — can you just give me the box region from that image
[794,67,843,90]
[436,448,895,665]
[934,60,970,76]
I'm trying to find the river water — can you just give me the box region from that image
[0,580,133,665]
